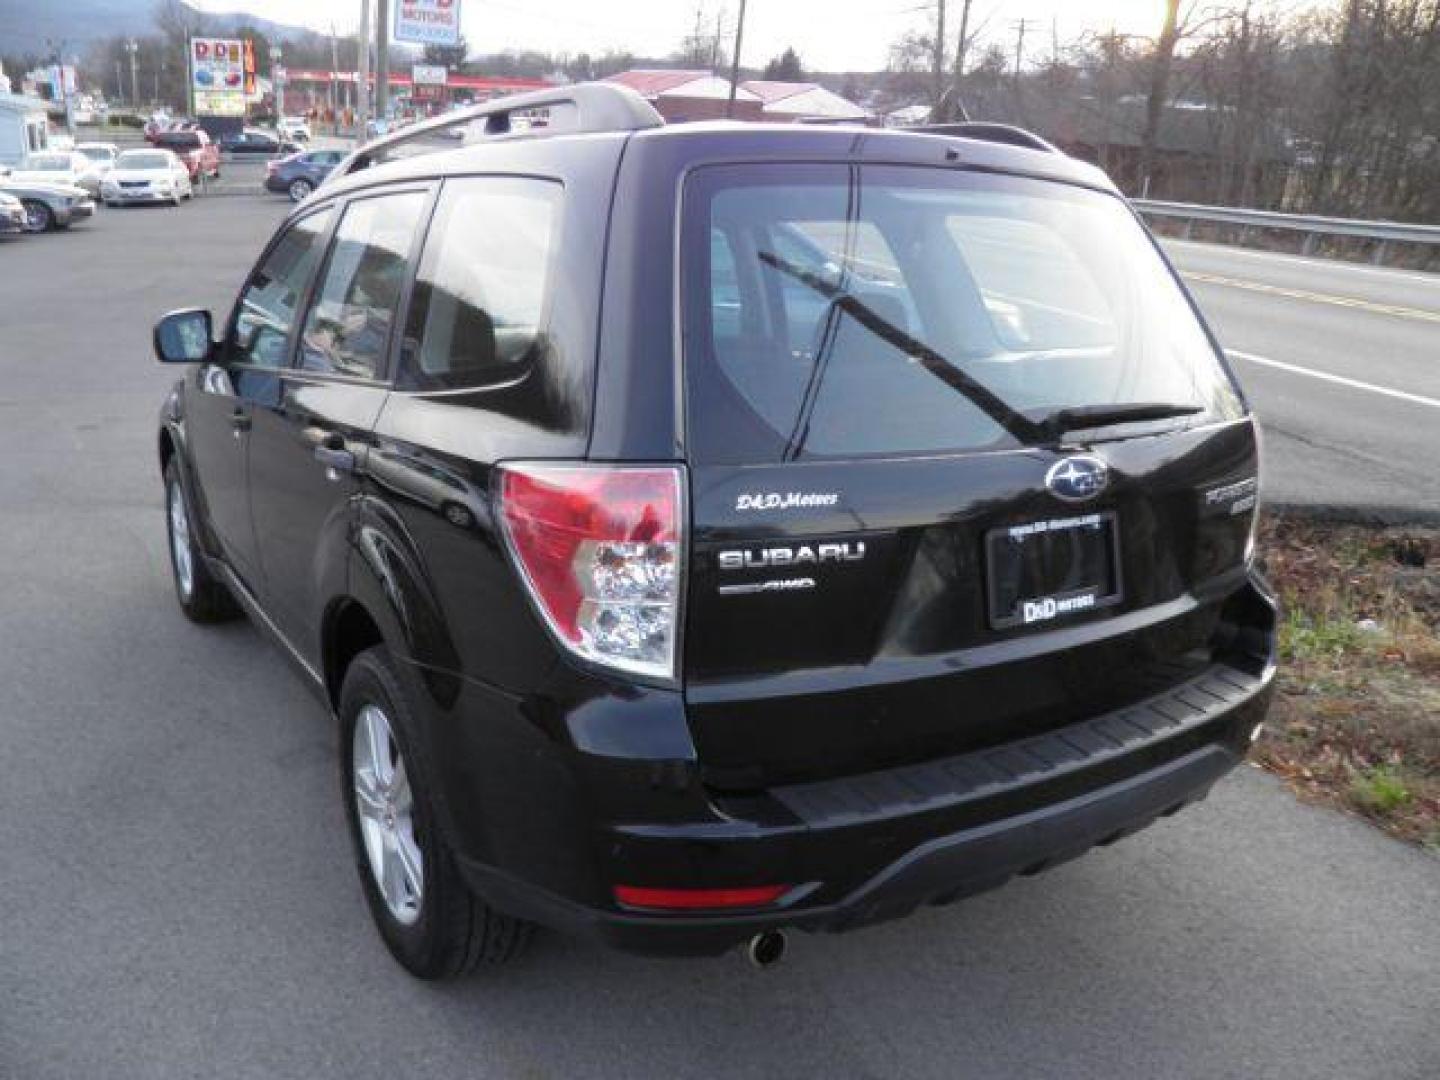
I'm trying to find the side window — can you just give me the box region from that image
[397,177,561,392]
[228,208,333,369]
[298,190,427,380]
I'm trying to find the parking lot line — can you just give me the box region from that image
[1226,349,1440,409]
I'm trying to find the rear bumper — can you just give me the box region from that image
[457,656,1273,957]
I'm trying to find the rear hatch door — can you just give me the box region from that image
[678,162,1257,788]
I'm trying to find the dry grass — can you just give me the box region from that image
[1255,515,1440,848]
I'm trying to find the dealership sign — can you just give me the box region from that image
[190,37,250,117]
[395,0,461,46]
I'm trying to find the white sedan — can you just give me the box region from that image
[8,150,104,198]
[100,149,194,207]
[76,142,120,176]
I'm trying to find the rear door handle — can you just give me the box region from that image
[230,409,251,436]
[314,445,356,473]
[312,431,357,475]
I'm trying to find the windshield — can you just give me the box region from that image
[117,152,171,170]
[681,164,1243,463]
[26,155,71,171]
[79,147,114,162]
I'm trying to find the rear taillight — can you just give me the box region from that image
[497,463,685,682]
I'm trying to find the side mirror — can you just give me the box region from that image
[153,308,214,364]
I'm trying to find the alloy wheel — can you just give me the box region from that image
[352,704,424,926]
[22,202,49,232]
[167,480,194,599]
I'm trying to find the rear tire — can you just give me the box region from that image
[339,646,533,979]
[163,458,240,623]
[288,178,313,202]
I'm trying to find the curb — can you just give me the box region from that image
[1266,502,1440,527]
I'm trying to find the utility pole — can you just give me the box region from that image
[953,0,972,82]
[933,0,947,107]
[711,6,723,71]
[126,39,139,108]
[375,0,390,126]
[1012,18,1029,82]
[357,0,371,134]
[725,0,747,118]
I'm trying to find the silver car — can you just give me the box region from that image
[0,191,26,235]
[0,179,96,232]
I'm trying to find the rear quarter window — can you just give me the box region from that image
[397,176,561,392]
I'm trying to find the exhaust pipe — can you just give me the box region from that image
[745,930,787,969]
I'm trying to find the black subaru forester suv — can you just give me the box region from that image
[153,84,1276,977]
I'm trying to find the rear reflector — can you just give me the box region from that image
[614,885,789,911]
[497,463,684,682]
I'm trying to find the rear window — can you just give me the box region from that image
[159,133,201,148]
[681,164,1243,464]
[117,152,170,169]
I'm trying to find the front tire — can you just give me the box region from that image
[163,458,239,623]
[339,646,533,979]
[21,200,52,232]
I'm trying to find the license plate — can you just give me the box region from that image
[986,512,1122,630]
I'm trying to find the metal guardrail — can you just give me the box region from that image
[1131,198,1440,265]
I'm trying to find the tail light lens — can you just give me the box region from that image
[614,884,790,911]
[497,463,685,682]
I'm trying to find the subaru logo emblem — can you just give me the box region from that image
[1045,455,1109,502]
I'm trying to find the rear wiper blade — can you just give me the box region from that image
[1039,402,1203,440]
[757,250,1049,449]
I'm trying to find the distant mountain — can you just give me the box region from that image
[0,0,313,53]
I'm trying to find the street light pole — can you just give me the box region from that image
[329,26,340,119]
[375,0,390,126]
[357,0,371,134]
[48,38,73,134]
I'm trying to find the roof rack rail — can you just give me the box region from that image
[912,122,1058,154]
[332,82,664,180]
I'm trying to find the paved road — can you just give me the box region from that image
[1162,239,1440,514]
[1,197,1438,1080]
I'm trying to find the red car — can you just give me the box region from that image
[152,129,220,182]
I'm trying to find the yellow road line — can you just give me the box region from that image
[1183,271,1440,324]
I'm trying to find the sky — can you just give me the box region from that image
[188,1,1212,73]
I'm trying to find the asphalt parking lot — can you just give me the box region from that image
[1,194,1437,1079]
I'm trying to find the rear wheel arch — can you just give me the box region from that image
[323,598,386,708]
[158,427,177,475]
